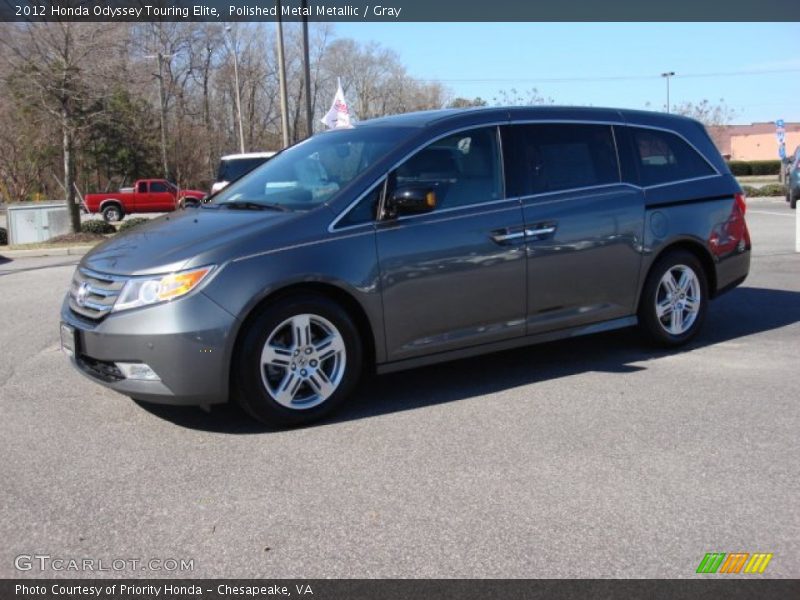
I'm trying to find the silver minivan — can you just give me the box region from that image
[61,107,751,426]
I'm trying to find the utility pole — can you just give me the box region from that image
[226,25,246,154]
[301,0,313,138]
[661,71,675,114]
[145,52,172,180]
[276,0,290,148]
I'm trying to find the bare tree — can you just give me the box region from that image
[0,22,124,231]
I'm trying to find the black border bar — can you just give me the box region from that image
[2,0,800,22]
[4,579,800,600]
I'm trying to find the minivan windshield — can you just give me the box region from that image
[212,126,413,209]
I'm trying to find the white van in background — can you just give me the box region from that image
[210,152,277,195]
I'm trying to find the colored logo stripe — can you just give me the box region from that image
[697,553,726,573]
[744,553,773,574]
[719,553,749,573]
[697,552,773,574]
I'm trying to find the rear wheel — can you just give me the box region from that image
[638,250,708,347]
[102,204,124,222]
[790,189,797,210]
[234,295,363,427]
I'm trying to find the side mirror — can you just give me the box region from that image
[388,186,437,217]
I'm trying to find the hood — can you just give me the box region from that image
[81,207,297,276]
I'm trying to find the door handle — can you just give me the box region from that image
[525,224,557,238]
[491,230,525,244]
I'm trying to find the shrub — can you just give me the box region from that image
[741,185,760,197]
[118,217,149,232]
[749,160,782,176]
[81,220,116,235]
[756,183,786,197]
[741,183,785,197]
[728,160,782,176]
[728,161,751,176]
[0,227,7,245]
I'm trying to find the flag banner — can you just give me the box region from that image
[321,80,354,130]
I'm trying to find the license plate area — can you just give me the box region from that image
[60,323,77,357]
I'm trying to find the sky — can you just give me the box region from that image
[332,22,800,124]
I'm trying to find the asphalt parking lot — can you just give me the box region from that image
[1,197,798,579]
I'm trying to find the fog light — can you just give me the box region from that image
[115,362,161,381]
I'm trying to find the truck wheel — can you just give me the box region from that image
[638,250,708,347]
[102,204,124,222]
[182,198,199,209]
[234,294,363,427]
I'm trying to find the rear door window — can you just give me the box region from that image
[504,124,619,197]
[629,127,716,186]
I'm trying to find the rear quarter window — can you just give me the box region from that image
[630,127,716,186]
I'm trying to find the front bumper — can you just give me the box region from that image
[60,292,236,406]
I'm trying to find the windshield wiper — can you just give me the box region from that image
[222,201,290,212]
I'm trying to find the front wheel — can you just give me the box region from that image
[638,251,708,347]
[790,190,797,210]
[234,295,363,427]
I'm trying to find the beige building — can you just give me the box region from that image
[708,122,800,161]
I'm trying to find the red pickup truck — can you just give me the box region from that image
[85,179,206,222]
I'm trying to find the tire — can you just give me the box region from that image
[234,294,363,427]
[102,204,124,222]
[182,198,199,209]
[638,250,709,347]
[790,190,797,210]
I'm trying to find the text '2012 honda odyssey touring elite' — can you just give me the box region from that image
[61,107,751,426]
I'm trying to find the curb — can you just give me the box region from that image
[0,245,94,259]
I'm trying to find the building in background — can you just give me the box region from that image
[709,122,800,161]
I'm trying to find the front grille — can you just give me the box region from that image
[69,268,126,320]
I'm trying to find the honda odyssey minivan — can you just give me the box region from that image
[61,107,751,426]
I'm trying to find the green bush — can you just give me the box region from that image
[728,160,782,176]
[0,227,7,245]
[118,217,149,232]
[728,161,751,176]
[741,183,786,197]
[756,183,786,196]
[741,185,760,197]
[749,160,782,176]
[81,220,116,235]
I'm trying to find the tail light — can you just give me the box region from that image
[709,193,750,257]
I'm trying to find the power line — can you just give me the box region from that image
[413,68,800,85]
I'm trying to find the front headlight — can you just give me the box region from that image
[112,266,214,313]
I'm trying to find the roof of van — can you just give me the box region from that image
[220,152,277,160]
[355,106,701,129]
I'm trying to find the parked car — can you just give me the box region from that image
[61,107,751,427]
[786,145,800,209]
[210,152,276,196]
[84,179,206,222]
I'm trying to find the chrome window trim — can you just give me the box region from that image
[327,117,722,232]
[380,200,524,230]
[389,196,522,225]
[517,182,641,204]
[640,173,722,190]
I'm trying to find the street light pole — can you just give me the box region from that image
[661,71,675,114]
[226,26,246,154]
[276,0,291,148]
[301,0,313,138]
